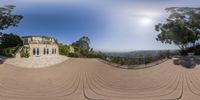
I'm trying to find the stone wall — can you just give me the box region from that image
[27,44,59,57]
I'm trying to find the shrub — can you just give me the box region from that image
[20,47,30,58]
[21,52,30,58]
[0,47,18,57]
[1,33,23,48]
[59,45,69,56]
[145,54,153,64]
[68,53,80,58]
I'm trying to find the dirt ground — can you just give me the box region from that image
[0,58,199,100]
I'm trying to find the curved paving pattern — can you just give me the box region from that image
[0,58,199,100]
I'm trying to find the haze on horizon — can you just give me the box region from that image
[1,0,200,52]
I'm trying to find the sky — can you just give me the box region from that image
[1,0,200,52]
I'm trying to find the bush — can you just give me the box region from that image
[86,52,105,58]
[145,55,153,64]
[59,45,69,56]
[20,47,30,58]
[21,52,30,58]
[68,53,80,58]
[1,33,23,48]
[0,47,18,57]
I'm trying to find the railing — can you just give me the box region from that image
[24,41,57,45]
[13,46,23,57]
[98,56,169,69]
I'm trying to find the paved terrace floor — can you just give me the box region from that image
[4,55,69,68]
[0,58,199,100]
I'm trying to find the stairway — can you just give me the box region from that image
[14,46,24,58]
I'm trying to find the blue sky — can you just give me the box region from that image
[1,0,200,52]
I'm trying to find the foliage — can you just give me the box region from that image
[104,51,171,66]
[59,45,70,56]
[0,33,22,57]
[86,51,107,59]
[145,54,153,64]
[71,36,90,50]
[68,36,92,58]
[20,47,30,58]
[0,33,23,48]
[0,46,19,57]
[80,48,90,57]
[180,45,200,55]
[157,50,171,59]
[0,5,23,57]
[0,5,23,30]
[155,7,200,50]
[68,52,80,58]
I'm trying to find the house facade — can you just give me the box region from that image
[22,36,59,57]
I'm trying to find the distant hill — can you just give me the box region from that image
[104,50,178,58]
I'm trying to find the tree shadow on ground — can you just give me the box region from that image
[173,56,200,68]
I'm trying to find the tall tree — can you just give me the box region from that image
[0,5,23,31]
[155,7,200,50]
[1,33,23,48]
[71,36,90,50]
[0,5,23,48]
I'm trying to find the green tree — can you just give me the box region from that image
[1,33,23,48]
[0,5,23,31]
[71,36,90,50]
[58,45,70,56]
[155,7,200,50]
[71,36,91,57]
[0,5,23,48]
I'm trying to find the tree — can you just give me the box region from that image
[1,33,23,48]
[0,5,23,48]
[58,44,70,56]
[0,5,23,31]
[71,36,90,50]
[155,7,200,50]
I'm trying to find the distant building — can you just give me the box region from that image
[22,36,59,57]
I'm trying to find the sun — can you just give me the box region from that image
[139,17,153,26]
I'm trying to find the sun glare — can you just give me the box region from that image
[139,17,153,26]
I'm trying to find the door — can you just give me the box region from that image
[33,48,40,56]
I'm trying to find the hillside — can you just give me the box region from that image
[104,50,178,58]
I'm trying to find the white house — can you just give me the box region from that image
[22,36,59,57]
